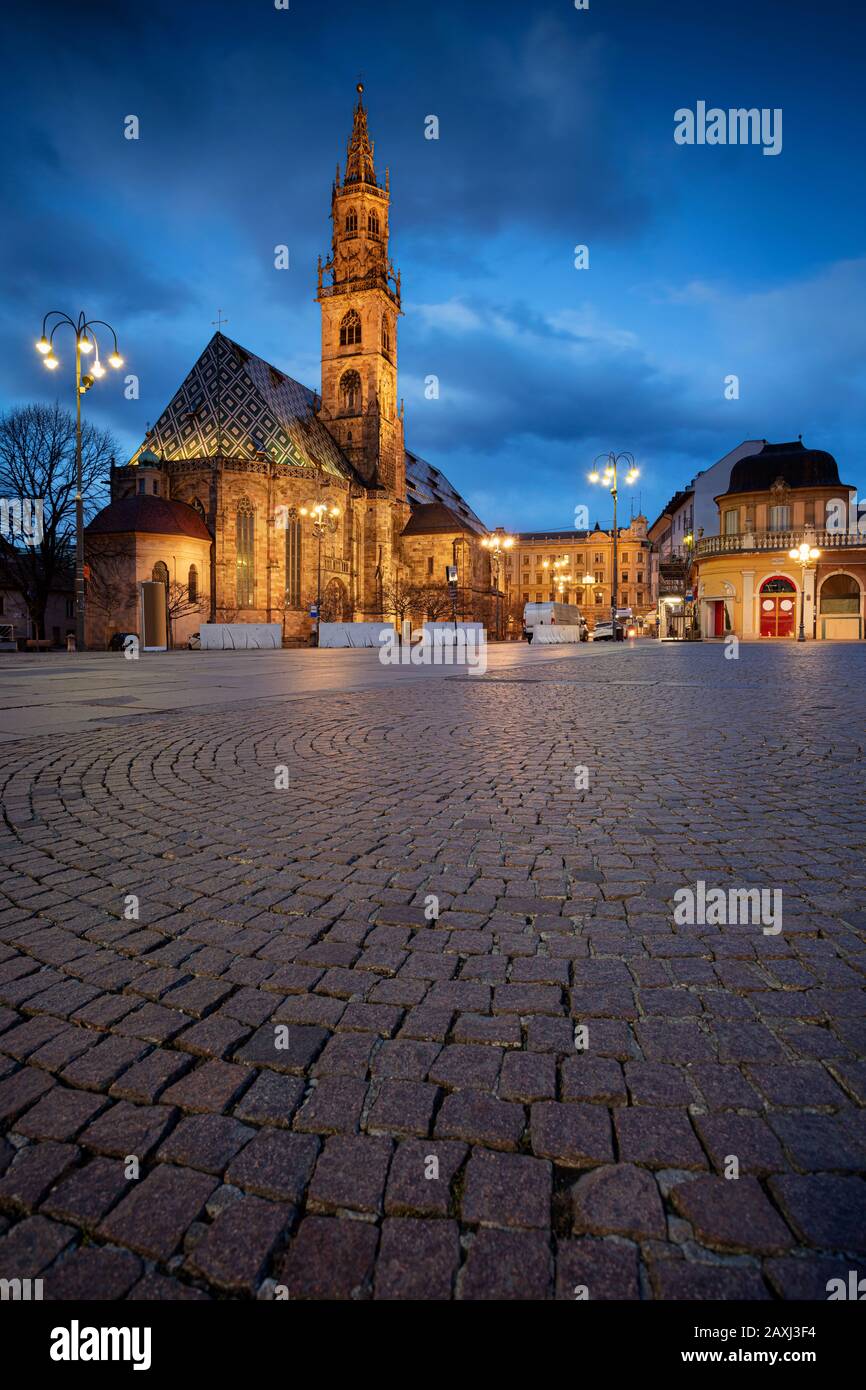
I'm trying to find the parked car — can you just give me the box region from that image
[187,631,201,650]
[591,621,624,642]
[107,631,138,651]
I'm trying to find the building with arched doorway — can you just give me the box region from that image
[693,440,865,640]
[84,494,212,650]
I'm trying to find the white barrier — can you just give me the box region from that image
[199,623,282,650]
[531,624,585,644]
[318,622,395,648]
[422,621,485,643]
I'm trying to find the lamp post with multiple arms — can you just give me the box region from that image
[543,555,572,597]
[36,311,124,651]
[588,452,639,634]
[789,540,821,642]
[299,496,341,646]
[480,527,515,639]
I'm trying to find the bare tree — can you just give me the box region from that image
[165,582,204,648]
[0,402,117,637]
[379,574,421,626]
[415,582,454,621]
[85,542,139,646]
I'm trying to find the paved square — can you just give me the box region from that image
[0,641,864,1300]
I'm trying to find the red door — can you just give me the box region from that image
[713,601,725,637]
[759,578,796,637]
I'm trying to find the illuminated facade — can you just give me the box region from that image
[86,89,490,646]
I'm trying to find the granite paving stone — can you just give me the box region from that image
[0,643,863,1299]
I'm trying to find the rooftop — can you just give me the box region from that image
[85,495,212,541]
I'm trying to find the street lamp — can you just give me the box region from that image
[788,541,821,642]
[299,495,341,646]
[542,554,573,599]
[480,528,515,639]
[36,311,124,650]
[589,452,639,634]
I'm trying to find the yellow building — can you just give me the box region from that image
[504,517,656,630]
[694,440,865,641]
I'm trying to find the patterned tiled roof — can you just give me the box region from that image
[129,334,486,529]
[129,334,357,482]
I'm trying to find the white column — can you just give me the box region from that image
[805,567,818,639]
[741,569,755,636]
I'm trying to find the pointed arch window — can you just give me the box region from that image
[345,209,358,234]
[236,497,255,607]
[340,370,362,416]
[381,316,391,354]
[285,513,302,607]
[340,310,362,346]
[368,210,380,237]
[188,565,198,603]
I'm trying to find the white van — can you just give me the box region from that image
[523,602,588,641]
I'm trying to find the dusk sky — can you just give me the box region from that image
[4,0,865,530]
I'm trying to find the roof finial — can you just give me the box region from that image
[345,80,376,185]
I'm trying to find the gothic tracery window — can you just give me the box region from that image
[236,497,255,607]
[340,370,362,415]
[285,513,301,607]
[381,316,391,354]
[368,210,380,237]
[340,310,361,346]
[345,209,358,234]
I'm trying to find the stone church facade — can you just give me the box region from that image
[87,88,491,648]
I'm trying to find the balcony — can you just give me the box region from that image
[696,528,865,557]
[319,272,398,303]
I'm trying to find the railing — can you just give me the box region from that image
[323,555,351,575]
[319,272,398,302]
[696,528,864,556]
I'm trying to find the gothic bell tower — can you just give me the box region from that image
[317,85,405,497]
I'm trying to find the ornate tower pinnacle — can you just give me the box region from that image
[344,84,377,187]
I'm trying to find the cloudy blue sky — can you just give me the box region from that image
[3,0,864,530]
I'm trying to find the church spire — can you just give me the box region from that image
[343,83,377,187]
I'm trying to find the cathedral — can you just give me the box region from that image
[86,87,492,648]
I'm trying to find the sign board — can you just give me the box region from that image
[309,605,318,618]
[445,565,458,585]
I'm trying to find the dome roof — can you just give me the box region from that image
[726,440,841,495]
[86,495,211,541]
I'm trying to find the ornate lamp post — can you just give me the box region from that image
[788,540,821,642]
[588,452,639,634]
[481,527,515,639]
[35,311,124,650]
[299,496,341,645]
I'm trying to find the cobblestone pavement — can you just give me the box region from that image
[1,641,865,1300]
